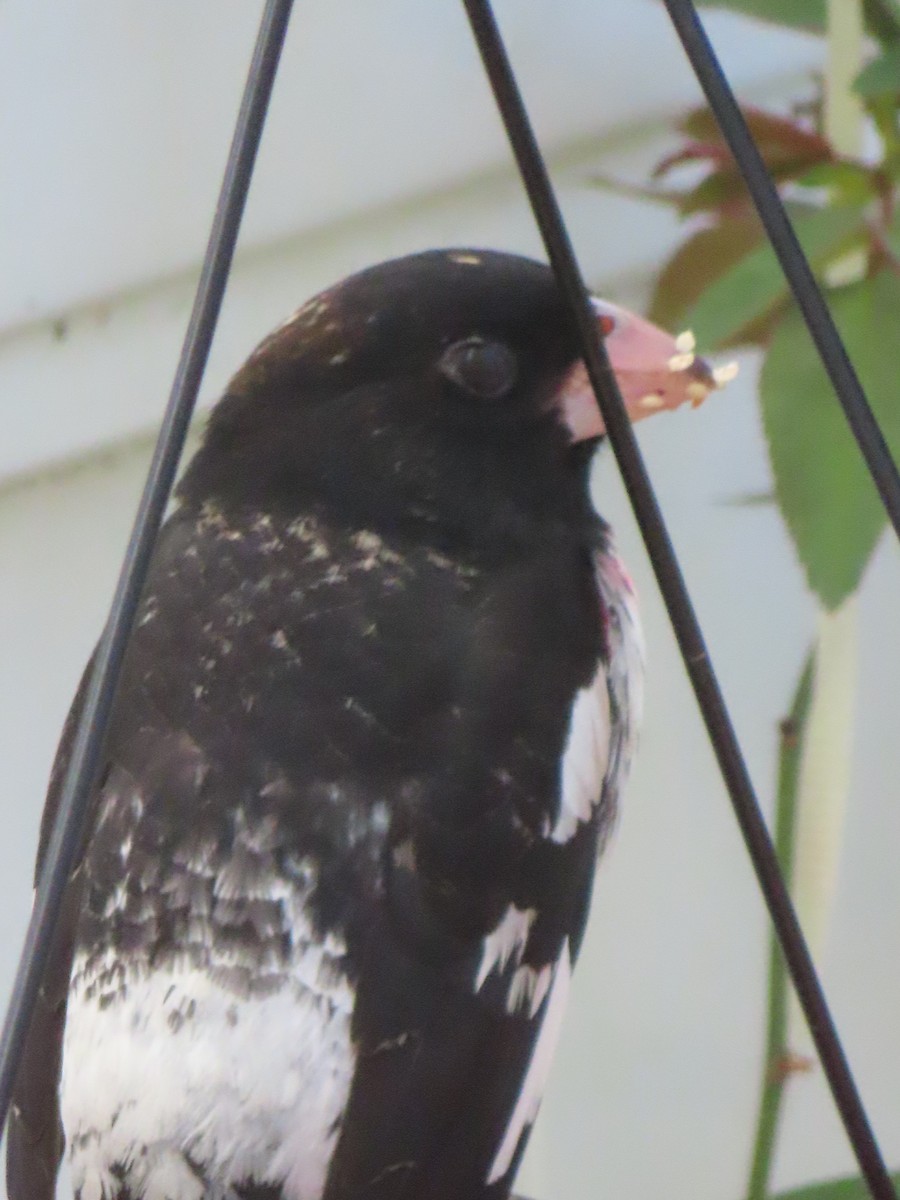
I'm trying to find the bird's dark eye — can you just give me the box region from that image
[437,337,518,400]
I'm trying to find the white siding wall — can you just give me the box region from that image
[2,4,899,1200]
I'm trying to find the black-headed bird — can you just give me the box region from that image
[7,250,729,1200]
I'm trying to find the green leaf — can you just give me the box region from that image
[691,0,900,41]
[695,0,826,32]
[853,44,900,96]
[796,161,878,206]
[761,272,900,608]
[885,204,900,258]
[684,206,866,348]
[863,0,900,46]
[769,1171,900,1200]
[693,0,900,41]
[679,169,751,215]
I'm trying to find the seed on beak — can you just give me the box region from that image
[687,380,711,406]
[556,300,741,442]
[713,362,740,387]
[639,393,666,410]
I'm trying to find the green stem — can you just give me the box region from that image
[746,656,815,1200]
[746,11,865,1195]
[825,0,865,156]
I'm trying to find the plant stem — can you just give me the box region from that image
[788,599,859,1054]
[746,12,866,1196]
[825,0,865,156]
[746,656,815,1200]
[784,0,865,1061]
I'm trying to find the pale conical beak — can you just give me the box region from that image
[557,298,738,442]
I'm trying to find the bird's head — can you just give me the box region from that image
[179,249,733,555]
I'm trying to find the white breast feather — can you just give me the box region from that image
[61,885,354,1200]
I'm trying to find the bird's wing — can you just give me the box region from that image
[322,546,643,1200]
[6,659,95,1200]
[5,505,642,1200]
[327,820,603,1200]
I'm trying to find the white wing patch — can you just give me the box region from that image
[596,551,644,802]
[487,940,572,1184]
[550,678,611,843]
[485,546,645,1183]
[551,547,645,844]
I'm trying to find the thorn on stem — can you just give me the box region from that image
[770,1050,815,1084]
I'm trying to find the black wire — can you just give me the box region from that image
[662,0,900,545]
[0,0,294,1128]
[461,3,896,1198]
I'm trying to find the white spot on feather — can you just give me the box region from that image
[352,530,382,554]
[488,941,572,1183]
[475,904,536,992]
[507,962,553,1018]
[135,1149,205,1200]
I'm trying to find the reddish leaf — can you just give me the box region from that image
[652,140,733,177]
[588,172,687,210]
[675,153,837,219]
[652,107,836,222]
[679,105,833,167]
[648,218,764,331]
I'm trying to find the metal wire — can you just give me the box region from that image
[1,1,894,1195]
[0,0,294,1128]
[662,0,900,543]
[461,3,896,1198]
